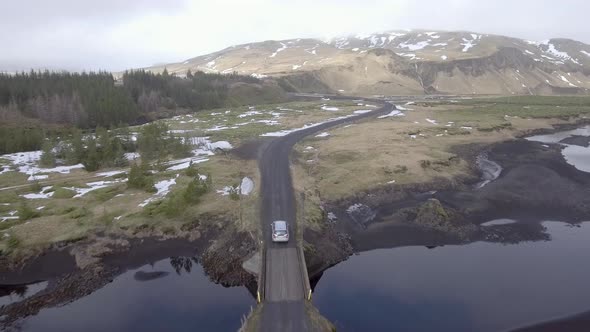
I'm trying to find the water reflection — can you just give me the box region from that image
[527,126,590,173]
[313,221,590,332]
[18,257,254,332]
[169,256,199,275]
[0,281,48,307]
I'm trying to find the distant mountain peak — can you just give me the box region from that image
[145,29,590,96]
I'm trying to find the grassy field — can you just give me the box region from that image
[293,96,590,205]
[3,96,586,256]
[161,99,368,144]
[0,99,368,257]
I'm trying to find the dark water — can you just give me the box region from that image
[527,126,590,173]
[313,221,590,332]
[16,257,254,332]
[0,281,47,307]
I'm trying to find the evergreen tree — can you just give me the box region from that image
[183,176,209,204]
[83,136,100,171]
[69,128,85,164]
[39,140,56,168]
[128,162,155,192]
[185,161,198,177]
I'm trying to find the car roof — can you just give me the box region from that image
[272,220,287,230]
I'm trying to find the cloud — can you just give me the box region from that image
[0,0,588,71]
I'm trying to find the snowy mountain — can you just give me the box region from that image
[146,30,590,95]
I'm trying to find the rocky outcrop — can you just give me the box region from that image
[412,198,476,240]
[200,231,257,287]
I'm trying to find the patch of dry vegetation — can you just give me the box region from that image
[294,98,585,202]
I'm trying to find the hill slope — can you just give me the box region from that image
[147,30,590,96]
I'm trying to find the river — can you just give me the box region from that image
[313,221,590,331]
[7,258,254,332]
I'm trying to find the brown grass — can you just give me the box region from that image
[294,102,580,201]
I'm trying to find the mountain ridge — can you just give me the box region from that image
[145,30,590,95]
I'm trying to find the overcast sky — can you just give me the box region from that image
[1,0,588,72]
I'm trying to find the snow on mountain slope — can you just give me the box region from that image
[146,30,590,96]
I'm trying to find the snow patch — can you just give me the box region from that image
[461,38,476,52]
[481,219,517,227]
[315,132,330,138]
[238,110,263,118]
[125,152,140,161]
[67,179,126,198]
[251,73,267,79]
[1,151,84,179]
[28,174,48,181]
[398,40,430,51]
[321,106,340,111]
[261,114,357,137]
[327,212,337,222]
[346,203,376,227]
[378,111,403,119]
[398,53,417,59]
[560,75,578,87]
[269,42,287,58]
[22,186,54,199]
[139,178,177,207]
[240,177,254,195]
[97,170,125,178]
[166,158,209,171]
[475,153,502,188]
[395,105,412,111]
[542,41,579,64]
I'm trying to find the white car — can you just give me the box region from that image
[271,220,289,243]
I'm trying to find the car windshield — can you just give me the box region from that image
[274,230,287,236]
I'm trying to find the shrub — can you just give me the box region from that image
[53,187,76,199]
[128,163,156,192]
[68,207,90,219]
[29,181,43,193]
[185,161,199,177]
[229,185,240,201]
[39,140,56,168]
[93,185,125,202]
[18,202,39,221]
[183,177,209,204]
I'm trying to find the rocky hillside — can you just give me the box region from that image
[147,30,590,96]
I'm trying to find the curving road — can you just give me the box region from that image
[257,98,394,331]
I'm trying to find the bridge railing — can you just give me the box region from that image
[257,243,266,303]
[297,244,312,301]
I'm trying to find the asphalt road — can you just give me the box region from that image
[258,99,394,331]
